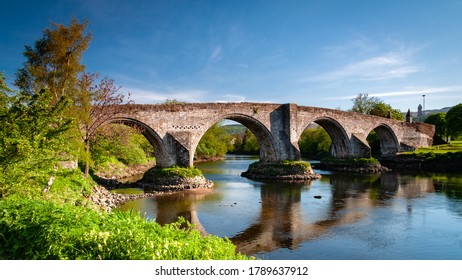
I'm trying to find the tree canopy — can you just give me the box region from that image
[15,18,92,103]
[446,103,462,140]
[0,76,72,197]
[350,93,381,114]
[369,102,404,121]
[425,113,448,142]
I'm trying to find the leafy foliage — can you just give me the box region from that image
[229,128,260,155]
[195,123,233,160]
[369,102,404,121]
[446,103,462,140]
[350,93,381,114]
[0,197,249,260]
[298,126,331,159]
[0,80,72,197]
[15,18,91,102]
[91,124,154,171]
[75,72,133,177]
[425,113,448,141]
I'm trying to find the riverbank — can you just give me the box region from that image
[92,165,214,211]
[380,152,462,172]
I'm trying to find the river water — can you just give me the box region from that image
[117,155,462,259]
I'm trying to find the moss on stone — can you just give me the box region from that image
[241,160,320,180]
[144,166,203,179]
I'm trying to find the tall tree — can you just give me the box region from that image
[424,113,448,142]
[75,72,132,177]
[369,102,404,121]
[350,93,381,114]
[446,103,462,140]
[15,18,92,103]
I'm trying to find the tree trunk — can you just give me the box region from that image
[84,137,90,178]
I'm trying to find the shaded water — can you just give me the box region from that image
[117,155,462,259]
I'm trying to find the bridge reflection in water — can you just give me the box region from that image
[119,170,441,256]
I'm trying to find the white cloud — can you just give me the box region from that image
[126,87,208,104]
[212,94,247,103]
[306,51,420,82]
[210,46,222,62]
[321,86,462,101]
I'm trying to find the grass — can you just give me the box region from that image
[321,157,380,166]
[403,141,462,155]
[0,197,250,260]
[1,168,249,260]
[145,166,203,179]
[245,160,312,176]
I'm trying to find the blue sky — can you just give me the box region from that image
[1,0,461,111]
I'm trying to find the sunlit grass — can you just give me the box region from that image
[404,141,462,154]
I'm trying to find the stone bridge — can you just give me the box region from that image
[111,103,434,167]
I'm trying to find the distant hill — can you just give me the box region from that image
[222,124,247,136]
[411,106,452,122]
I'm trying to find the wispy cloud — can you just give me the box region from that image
[126,87,208,103]
[305,51,420,82]
[321,86,462,100]
[212,94,246,103]
[210,46,223,63]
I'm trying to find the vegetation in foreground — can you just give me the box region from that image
[0,197,249,260]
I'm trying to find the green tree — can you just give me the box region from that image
[298,126,331,159]
[0,76,72,197]
[369,102,404,121]
[350,93,381,114]
[15,18,91,103]
[91,124,153,169]
[424,113,448,142]
[75,72,132,177]
[446,103,462,140]
[241,129,260,154]
[195,123,233,159]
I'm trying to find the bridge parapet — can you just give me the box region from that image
[111,103,434,167]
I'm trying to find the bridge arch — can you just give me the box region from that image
[194,113,279,162]
[299,117,351,158]
[366,124,400,156]
[109,117,174,167]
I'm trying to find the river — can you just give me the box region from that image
[117,155,462,260]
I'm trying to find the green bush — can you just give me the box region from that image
[90,124,154,172]
[195,123,233,160]
[0,197,249,260]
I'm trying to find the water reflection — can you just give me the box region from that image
[117,157,462,259]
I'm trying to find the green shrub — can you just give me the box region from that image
[0,197,249,260]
